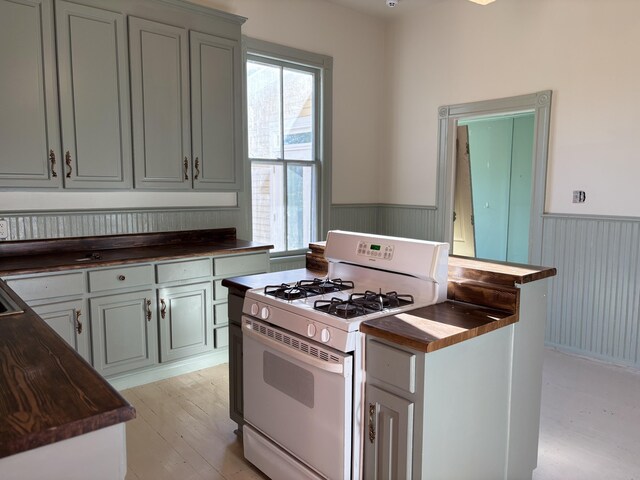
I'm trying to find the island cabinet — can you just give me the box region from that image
[0,0,244,192]
[363,329,515,480]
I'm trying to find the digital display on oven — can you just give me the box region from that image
[370,244,381,251]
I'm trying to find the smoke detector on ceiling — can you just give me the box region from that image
[386,0,398,7]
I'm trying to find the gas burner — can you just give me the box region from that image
[314,298,369,319]
[264,283,308,301]
[350,290,414,311]
[298,278,354,295]
[264,278,355,301]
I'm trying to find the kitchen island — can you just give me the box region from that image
[224,240,556,479]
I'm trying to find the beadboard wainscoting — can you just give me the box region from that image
[330,204,439,240]
[0,208,248,241]
[542,214,640,368]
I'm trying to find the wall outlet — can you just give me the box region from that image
[0,219,8,240]
[573,190,586,203]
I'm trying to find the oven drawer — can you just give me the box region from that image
[367,339,416,394]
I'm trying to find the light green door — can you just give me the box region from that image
[90,290,157,377]
[0,0,61,187]
[190,32,242,190]
[55,1,132,188]
[364,384,414,480]
[157,282,212,362]
[33,299,90,363]
[129,16,192,189]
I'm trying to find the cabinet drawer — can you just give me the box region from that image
[367,339,416,394]
[89,265,153,292]
[156,258,212,283]
[214,280,227,300]
[215,326,229,349]
[213,253,268,277]
[214,302,228,325]
[6,272,84,301]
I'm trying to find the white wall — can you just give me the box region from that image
[383,0,640,217]
[197,0,387,205]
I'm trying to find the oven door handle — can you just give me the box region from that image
[242,321,350,376]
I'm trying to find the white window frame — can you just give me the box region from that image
[243,37,333,257]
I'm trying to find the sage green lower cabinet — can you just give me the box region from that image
[157,282,212,362]
[90,289,158,377]
[364,327,515,480]
[32,299,90,363]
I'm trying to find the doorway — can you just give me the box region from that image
[453,113,534,263]
[436,91,552,265]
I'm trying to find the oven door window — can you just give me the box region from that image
[263,351,314,408]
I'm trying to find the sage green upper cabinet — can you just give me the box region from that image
[55,1,132,188]
[0,0,61,188]
[129,17,192,190]
[190,32,242,190]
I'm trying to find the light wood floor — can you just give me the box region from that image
[123,349,640,480]
[122,364,266,480]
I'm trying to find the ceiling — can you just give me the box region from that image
[323,0,442,19]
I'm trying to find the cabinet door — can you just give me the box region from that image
[364,384,414,480]
[190,32,242,191]
[0,0,61,187]
[55,1,132,189]
[129,17,191,190]
[33,299,90,363]
[157,282,212,362]
[90,290,157,377]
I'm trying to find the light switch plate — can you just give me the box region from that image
[0,219,8,240]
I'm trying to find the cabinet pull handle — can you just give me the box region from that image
[118,274,126,281]
[65,151,72,178]
[160,298,166,319]
[145,299,152,322]
[368,403,376,443]
[49,150,57,178]
[75,309,83,334]
[194,157,200,180]
[184,157,189,180]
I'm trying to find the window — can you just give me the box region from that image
[246,40,331,254]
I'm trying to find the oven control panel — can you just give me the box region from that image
[357,240,394,260]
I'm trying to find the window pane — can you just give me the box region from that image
[287,164,314,250]
[252,163,285,252]
[283,69,314,161]
[247,62,282,159]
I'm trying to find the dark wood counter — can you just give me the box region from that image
[360,301,517,353]
[0,228,272,276]
[0,280,135,458]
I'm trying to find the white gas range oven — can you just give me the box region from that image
[241,231,449,480]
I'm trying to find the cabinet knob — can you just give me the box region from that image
[184,157,189,180]
[160,298,167,319]
[118,274,126,281]
[194,157,200,180]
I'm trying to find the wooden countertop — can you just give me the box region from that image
[360,301,517,353]
[0,280,136,458]
[0,228,272,276]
